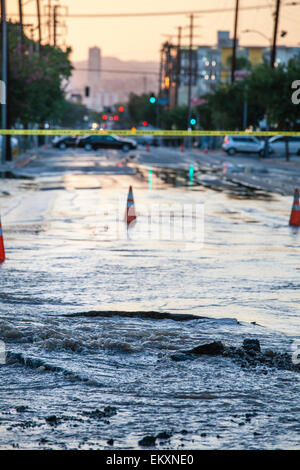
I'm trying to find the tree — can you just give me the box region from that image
[161,106,188,130]
[203,81,265,130]
[127,93,157,127]
[1,21,73,127]
[58,101,98,128]
[198,57,300,159]
[246,60,300,160]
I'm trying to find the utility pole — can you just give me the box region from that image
[231,0,239,83]
[271,0,281,68]
[1,0,7,164]
[187,14,194,130]
[175,26,182,106]
[1,0,8,166]
[156,46,163,128]
[53,5,58,47]
[47,0,52,44]
[36,0,42,53]
[18,0,23,50]
[143,76,147,94]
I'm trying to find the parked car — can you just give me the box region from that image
[77,135,137,152]
[268,136,300,155]
[52,135,77,150]
[222,135,264,156]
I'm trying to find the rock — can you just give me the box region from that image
[138,435,156,447]
[170,352,192,362]
[180,429,188,435]
[45,415,59,425]
[156,431,172,440]
[103,406,117,418]
[200,432,207,437]
[107,439,114,446]
[265,349,275,358]
[242,339,261,353]
[16,406,29,412]
[187,341,225,356]
[85,406,117,420]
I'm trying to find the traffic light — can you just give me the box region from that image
[142,121,148,127]
[114,115,119,121]
[190,115,197,126]
[118,106,124,112]
[102,114,107,120]
[149,93,156,104]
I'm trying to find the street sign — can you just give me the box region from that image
[158,98,169,104]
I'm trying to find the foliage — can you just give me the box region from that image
[247,60,300,130]
[161,106,188,130]
[1,22,73,126]
[58,100,99,128]
[127,93,157,126]
[195,58,300,133]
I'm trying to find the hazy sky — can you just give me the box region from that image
[7,0,300,63]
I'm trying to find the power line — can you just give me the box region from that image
[7,3,300,18]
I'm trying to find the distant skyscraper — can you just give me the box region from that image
[87,46,101,110]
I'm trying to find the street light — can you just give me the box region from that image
[242,29,288,45]
[242,29,271,44]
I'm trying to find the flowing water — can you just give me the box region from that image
[0,170,299,449]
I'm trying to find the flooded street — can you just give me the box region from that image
[0,148,299,449]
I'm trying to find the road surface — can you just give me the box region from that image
[0,146,299,450]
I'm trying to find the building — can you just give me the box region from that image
[160,31,300,108]
[86,46,101,110]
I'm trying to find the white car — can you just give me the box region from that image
[222,135,264,156]
[268,136,300,155]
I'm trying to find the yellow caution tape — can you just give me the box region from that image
[0,129,300,137]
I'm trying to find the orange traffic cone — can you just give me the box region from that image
[289,188,300,226]
[125,185,137,227]
[0,216,5,263]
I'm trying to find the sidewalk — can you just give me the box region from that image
[192,149,300,195]
[0,148,38,174]
[193,148,300,172]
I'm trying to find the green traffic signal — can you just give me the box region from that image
[190,118,196,126]
[149,94,156,104]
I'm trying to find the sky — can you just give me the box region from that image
[7,0,300,63]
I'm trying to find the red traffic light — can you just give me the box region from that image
[114,115,119,121]
[102,114,107,120]
[142,121,148,127]
[118,106,124,112]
